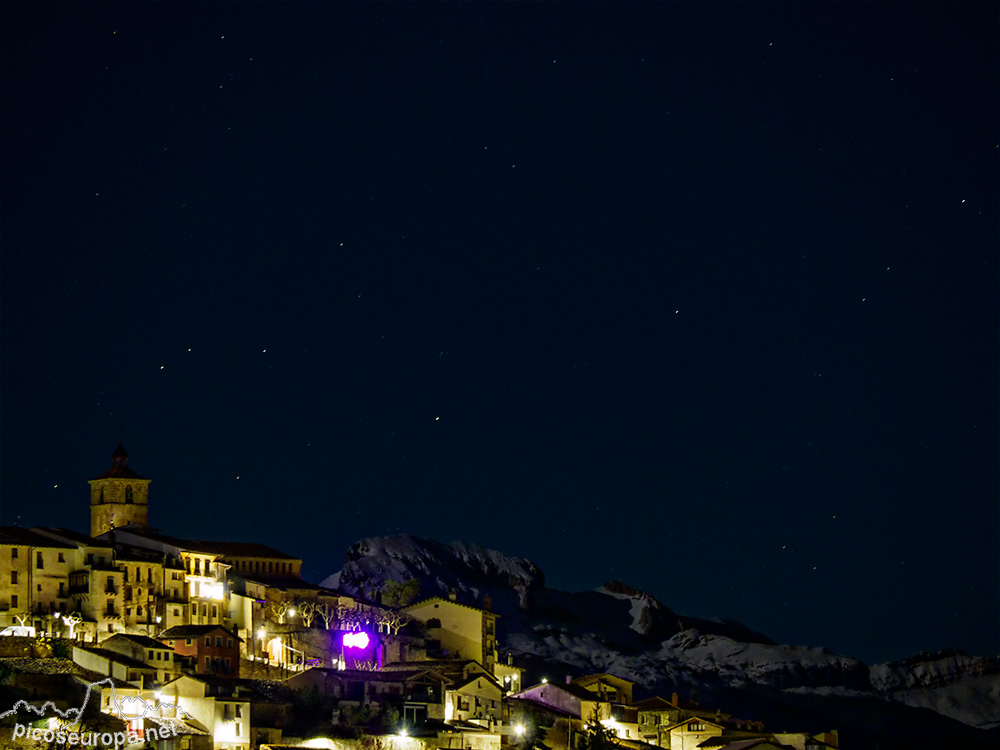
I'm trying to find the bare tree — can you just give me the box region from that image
[314,602,335,630]
[266,600,290,624]
[337,604,368,631]
[295,601,317,628]
[374,609,410,635]
[61,612,83,639]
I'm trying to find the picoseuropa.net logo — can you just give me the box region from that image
[1,678,194,747]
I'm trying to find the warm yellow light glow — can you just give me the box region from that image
[199,581,225,600]
[300,738,334,749]
[541,678,548,684]
[514,724,525,736]
[214,721,239,742]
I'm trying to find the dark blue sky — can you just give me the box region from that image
[2,2,996,664]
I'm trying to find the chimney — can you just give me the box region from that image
[565,675,572,684]
[448,589,457,601]
[671,692,678,707]
[482,595,492,611]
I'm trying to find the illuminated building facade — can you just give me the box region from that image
[160,624,242,675]
[89,443,150,537]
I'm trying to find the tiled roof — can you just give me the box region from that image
[446,719,492,731]
[0,526,75,549]
[179,540,300,560]
[452,672,502,692]
[381,659,484,675]
[695,740,771,750]
[404,596,497,616]
[113,527,299,561]
[513,681,606,703]
[90,443,149,481]
[102,633,173,650]
[572,673,635,687]
[505,696,576,719]
[158,625,242,641]
[632,696,678,711]
[75,646,157,671]
[90,465,148,480]
[32,527,114,548]
[145,717,209,736]
[236,574,319,590]
[663,717,725,732]
[294,666,452,684]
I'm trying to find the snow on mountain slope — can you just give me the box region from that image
[870,650,1000,729]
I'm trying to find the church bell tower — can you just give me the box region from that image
[89,442,150,537]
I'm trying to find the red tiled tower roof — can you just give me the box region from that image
[91,442,148,480]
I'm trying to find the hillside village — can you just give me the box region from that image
[0,444,841,750]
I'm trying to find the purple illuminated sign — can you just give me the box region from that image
[343,631,370,649]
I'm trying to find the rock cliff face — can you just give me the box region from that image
[324,534,544,611]
[323,534,1000,745]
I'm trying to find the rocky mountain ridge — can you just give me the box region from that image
[322,534,1000,748]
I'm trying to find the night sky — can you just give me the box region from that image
[2,2,996,665]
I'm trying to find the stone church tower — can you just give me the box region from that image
[89,442,150,537]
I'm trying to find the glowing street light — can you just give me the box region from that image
[514,724,525,737]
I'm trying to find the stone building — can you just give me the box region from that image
[90,443,150,537]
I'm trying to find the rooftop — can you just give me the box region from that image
[0,526,75,549]
[32,527,114,548]
[159,624,242,641]
[102,633,174,650]
[74,646,157,672]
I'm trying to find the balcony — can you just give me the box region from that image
[105,584,117,595]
